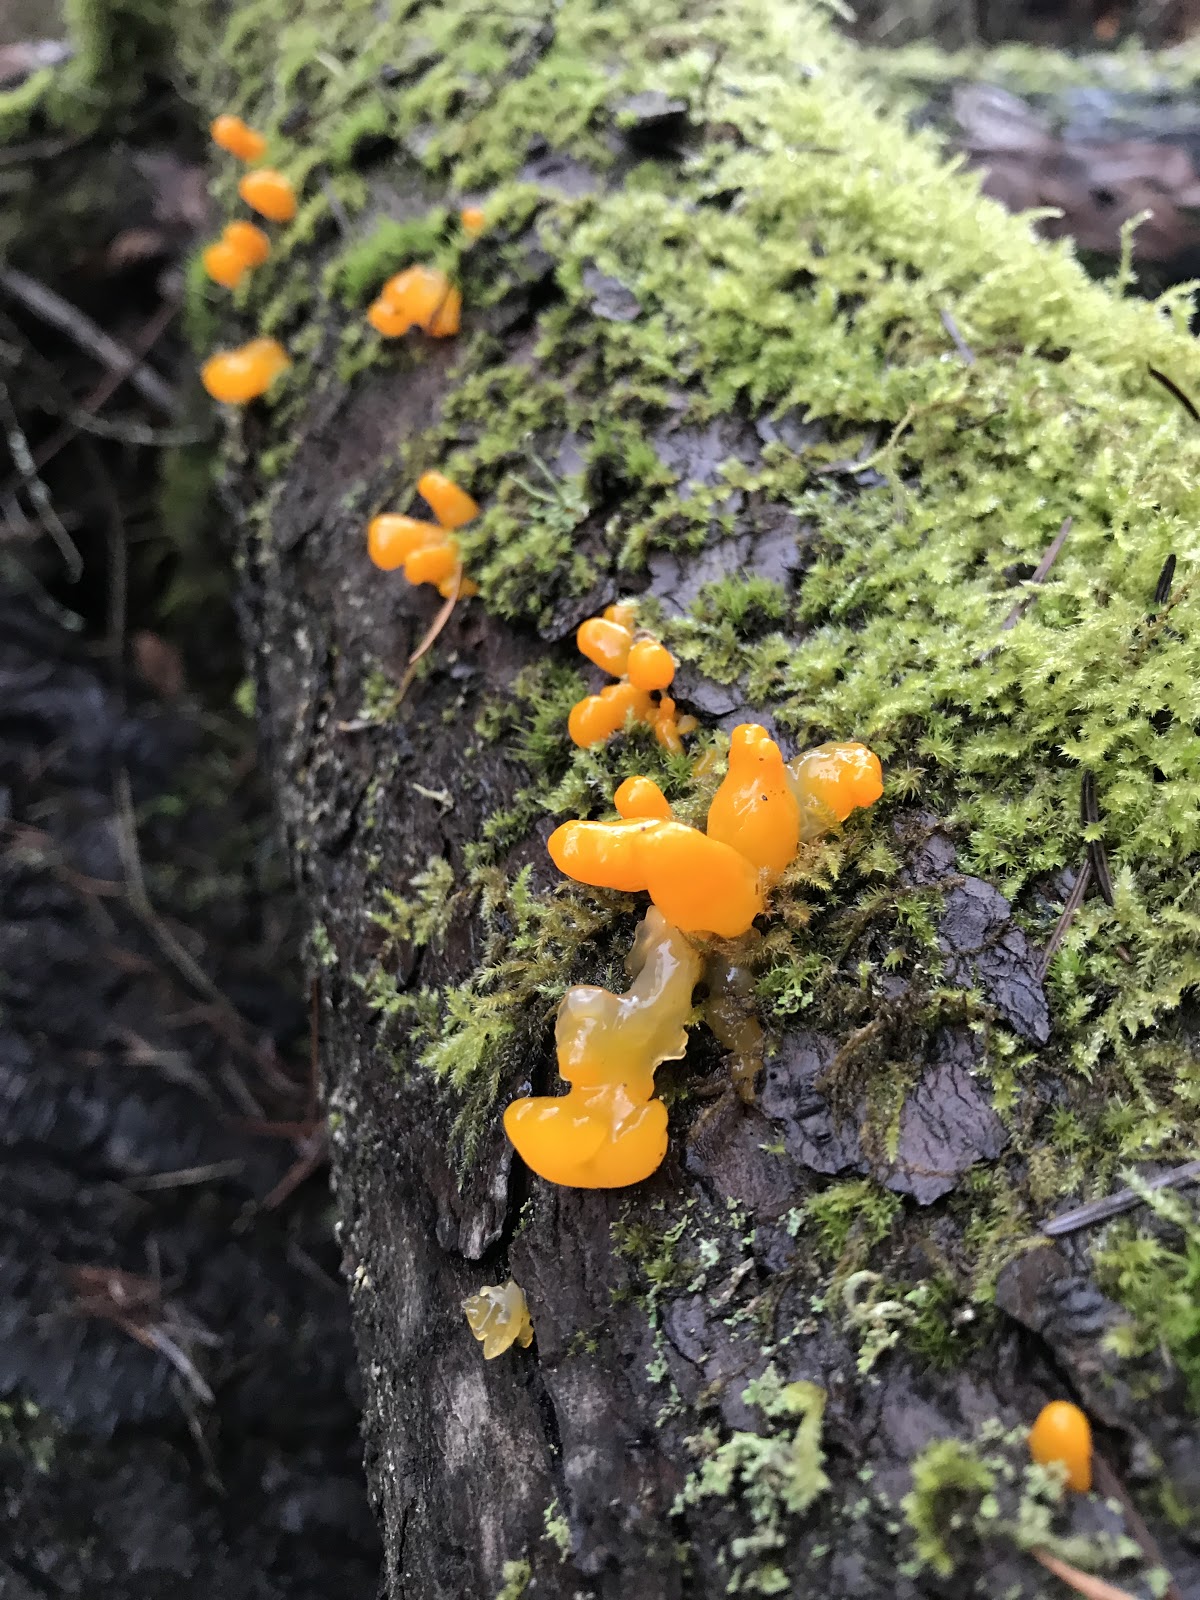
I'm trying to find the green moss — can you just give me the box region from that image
[493,1557,531,1600]
[542,1497,571,1561]
[1095,1177,1200,1412]
[0,1397,57,1473]
[902,1438,996,1578]
[673,1366,829,1594]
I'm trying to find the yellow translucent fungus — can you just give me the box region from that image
[1028,1401,1093,1492]
[627,638,676,693]
[567,682,655,748]
[367,514,442,571]
[504,908,701,1187]
[369,266,461,338]
[462,1279,534,1358]
[200,337,290,404]
[210,113,267,162]
[707,723,801,876]
[417,470,479,529]
[614,775,672,821]
[788,741,884,840]
[577,616,633,676]
[238,168,297,223]
[548,817,764,938]
[704,956,764,1100]
[436,569,478,599]
[650,694,697,755]
[460,205,486,237]
[604,601,636,629]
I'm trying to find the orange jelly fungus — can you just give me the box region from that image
[627,638,676,693]
[1028,1401,1093,1492]
[614,775,672,821]
[405,542,460,586]
[417,471,480,529]
[210,113,267,162]
[202,240,251,290]
[789,741,884,838]
[548,817,764,938]
[202,220,272,288]
[708,723,800,876]
[200,337,290,404]
[238,168,297,223]
[368,266,461,338]
[224,220,270,266]
[462,1280,533,1359]
[504,908,702,1187]
[460,206,486,237]
[577,616,633,676]
[367,515,442,571]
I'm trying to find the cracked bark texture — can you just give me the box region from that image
[193,3,1200,1597]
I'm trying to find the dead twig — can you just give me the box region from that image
[1081,769,1115,909]
[1039,856,1092,981]
[1092,1454,1183,1600]
[939,305,975,365]
[0,266,181,417]
[260,1124,330,1210]
[998,517,1072,635]
[1153,553,1176,609]
[64,1263,218,1406]
[113,767,264,1116]
[395,566,466,700]
[125,1159,246,1192]
[1147,364,1200,425]
[1030,1548,1137,1600]
[0,374,82,579]
[1041,1159,1200,1237]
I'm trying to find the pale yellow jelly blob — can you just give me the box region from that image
[548,818,764,938]
[461,1279,534,1358]
[503,908,701,1187]
[787,741,884,841]
[706,723,801,876]
[614,775,672,821]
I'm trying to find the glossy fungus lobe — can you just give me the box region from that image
[210,113,267,162]
[200,337,290,404]
[1028,1401,1093,1492]
[238,168,297,223]
[367,515,442,571]
[417,471,479,529]
[627,638,676,693]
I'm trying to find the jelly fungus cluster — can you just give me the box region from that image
[570,604,698,753]
[367,471,480,599]
[461,1280,534,1359]
[367,265,461,339]
[504,724,883,1189]
[1028,1401,1093,1492]
[201,115,472,406]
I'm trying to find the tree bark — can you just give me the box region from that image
[191,2,1200,1595]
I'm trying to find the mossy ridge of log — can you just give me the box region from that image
[175,1,1200,1594]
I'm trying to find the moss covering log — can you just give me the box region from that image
[81,0,1200,1592]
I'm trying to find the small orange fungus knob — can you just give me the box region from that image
[604,601,636,629]
[417,471,479,529]
[210,113,267,162]
[200,337,290,404]
[707,723,801,875]
[238,168,297,223]
[367,515,442,571]
[202,240,251,290]
[460,206,486,237]
[223,220,270,266]
[437,570,478,599]
[404,542,460,586]
[1028,1401,1092,1492]
[577,617,633,676]
[627,638,675,693]
[373,266,461,338]
[614,776,672,821]
[567,682,654,748]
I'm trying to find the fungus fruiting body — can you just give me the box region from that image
[1028,1401,1093,1492]
[460,206,486,237]
[200,337,290,404]
[367,266,461,339]
[210,113,267,162]
[462,1280,534,1358]
[506,724,884,1187]
[504,908,702,1187]
[568,605,697,751]
[202,220,271,289]
[365,472,479,598]
[238,168,297,223]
